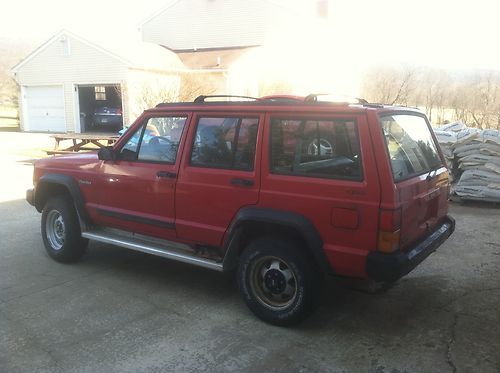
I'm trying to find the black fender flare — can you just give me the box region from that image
[35,174,91,224]
[222,207,331,273]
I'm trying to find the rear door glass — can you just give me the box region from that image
[380,114,442,181]
[270,118,362,180]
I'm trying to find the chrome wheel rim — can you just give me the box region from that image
[46,210,65,250]
[307,138,333,156]
[250,256,298,310]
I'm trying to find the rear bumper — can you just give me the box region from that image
[26,188,35,206]
[94,115,122,126]
[366,215,455,282]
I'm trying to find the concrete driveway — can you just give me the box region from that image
[1,133,499,373]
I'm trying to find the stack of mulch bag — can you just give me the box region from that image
[433,122,500,202]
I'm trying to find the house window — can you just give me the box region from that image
[95,86,106,101]
[60,38,70,56]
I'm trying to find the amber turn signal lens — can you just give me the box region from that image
[377,230,401,253]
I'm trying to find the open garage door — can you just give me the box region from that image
[24,86,65,132]
[77,85,123,133]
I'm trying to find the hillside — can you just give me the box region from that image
[0,38,36,105]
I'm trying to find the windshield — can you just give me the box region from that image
[380,114,442,182]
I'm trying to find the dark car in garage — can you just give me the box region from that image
[93,107,123,131]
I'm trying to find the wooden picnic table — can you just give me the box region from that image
[46,133,120,155]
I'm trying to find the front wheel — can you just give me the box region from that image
[237,237,321,326]
[41,196,88,263]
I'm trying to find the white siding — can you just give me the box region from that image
[14,34,128,132]
[141,0,303,50]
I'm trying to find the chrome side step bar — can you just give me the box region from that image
[82,228,223,272]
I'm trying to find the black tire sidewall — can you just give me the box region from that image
[238,237,319,326]
[41,196,87,263]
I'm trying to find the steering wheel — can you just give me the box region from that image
[149,136,172,146]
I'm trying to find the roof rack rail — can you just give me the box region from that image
[259,95,304,102]
[194,95,259,103]
[304,93,369,104]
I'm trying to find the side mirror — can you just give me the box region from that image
[98,146,115,161]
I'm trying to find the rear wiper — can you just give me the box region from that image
[426,167,438,181]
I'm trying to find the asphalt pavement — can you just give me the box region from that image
[1,132,499,373]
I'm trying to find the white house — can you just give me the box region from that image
[140,0,320,51]
[11,30,184,133]
[139,0,348,98]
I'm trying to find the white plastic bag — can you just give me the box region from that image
[455,128,480,144]
[440,121,467,132]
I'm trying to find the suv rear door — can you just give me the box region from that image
[260,112,381,278]
[376,112,449,249]
[175,112,263,246]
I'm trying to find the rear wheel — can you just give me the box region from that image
[41,196,88,263]
[237,237,321,326]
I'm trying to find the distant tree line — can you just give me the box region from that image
[361,65,500,129]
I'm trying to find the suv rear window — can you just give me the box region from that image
[270,118,362,180]
[380,114,442,182]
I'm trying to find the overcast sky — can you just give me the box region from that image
[1,0,499,71]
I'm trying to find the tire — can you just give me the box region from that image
[41,196,88,263]
[237,237,321,326]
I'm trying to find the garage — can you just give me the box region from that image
[24,86,65,132]
[11,30,183,133]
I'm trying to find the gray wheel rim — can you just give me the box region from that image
[46,210,66,250]
[307,138,333,156]
[249,255,298,310]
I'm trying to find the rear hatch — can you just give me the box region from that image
[379,113,450,250]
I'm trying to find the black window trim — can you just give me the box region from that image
[189,115,260,172]
[117,115,188,165]
[378,111,444,183]
[269,116,364,182]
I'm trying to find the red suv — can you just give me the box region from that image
[27,95,455,325]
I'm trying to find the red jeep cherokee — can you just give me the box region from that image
[27,95,455,325]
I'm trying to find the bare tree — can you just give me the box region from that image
[177,71,219,102]
[418,69,452,123]
[361,65,419,105]
[465,72,500,129]
[362,64,500,128]
[133,71,219,114]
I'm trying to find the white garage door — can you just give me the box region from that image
[25,86,65,132]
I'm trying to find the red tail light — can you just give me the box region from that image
[377,208,401,253]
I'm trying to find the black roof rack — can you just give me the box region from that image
[153,93,378,108]
[304,93,369,104]
[194,95,260,103]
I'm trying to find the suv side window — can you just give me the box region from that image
[119,116,187,163]
[270,118,362,180]
[190,117,259,171]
